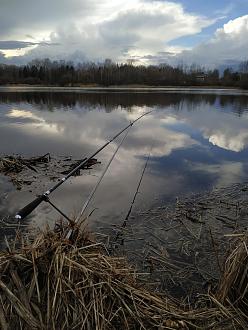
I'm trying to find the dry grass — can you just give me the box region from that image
[0,222,248,329]
[215,233,248,327]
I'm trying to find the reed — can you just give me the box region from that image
[215,233,248,327]
[0,221,247,329]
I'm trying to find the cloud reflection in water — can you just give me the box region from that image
[0,91,248,228]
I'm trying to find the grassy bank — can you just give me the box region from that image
[0,220,248,329]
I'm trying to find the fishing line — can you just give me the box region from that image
[113,145,153,245]
[65,127,131,239]
[78,128,130,221]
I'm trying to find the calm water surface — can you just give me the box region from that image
[1,89,248,230]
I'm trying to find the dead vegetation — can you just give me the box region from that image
[105,183,248,303]
[0,220,248,329]
[0,154,100,189]
[216,233,248,326]
[0,154,51,174]
[1,169,248,329]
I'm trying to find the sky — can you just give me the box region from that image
[0,0,248,67]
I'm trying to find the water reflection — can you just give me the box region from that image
[0,90,248,115]
[0,90,248,230]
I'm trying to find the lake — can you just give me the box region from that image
[1,87,248,232]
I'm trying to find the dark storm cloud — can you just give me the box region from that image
[0,40,60,50]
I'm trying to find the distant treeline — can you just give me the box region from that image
[0,58,248,88]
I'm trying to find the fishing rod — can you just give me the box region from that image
[65,128,131,239]
[15,111,152,220]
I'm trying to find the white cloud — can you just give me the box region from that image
[97,1,211,54]
[208,131,248,152]
[0,0,213,63]
[2,1,247,67]
[125,123,197,157]
[167,101,248,153]
[177,15,248,67]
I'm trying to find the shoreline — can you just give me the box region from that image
[0,84,248,95]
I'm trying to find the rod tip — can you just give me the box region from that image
[15,214,22,220]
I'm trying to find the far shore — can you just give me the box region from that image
[0,84,248,94]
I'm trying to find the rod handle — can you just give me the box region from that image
[15,195,45,220]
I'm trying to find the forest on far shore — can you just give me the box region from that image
[1,58,248,89]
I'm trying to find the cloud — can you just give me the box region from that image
[194,110,248,153]
[177,15,248,67]
[123,116,197,157]
[0,0,214,64]
[208,131,248,152]
[0,0,98,39]
[166,101,248,153]
[97,1,211,54]
[192,161,244,187]
[0,40,59,50]
[3,1,247,68]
